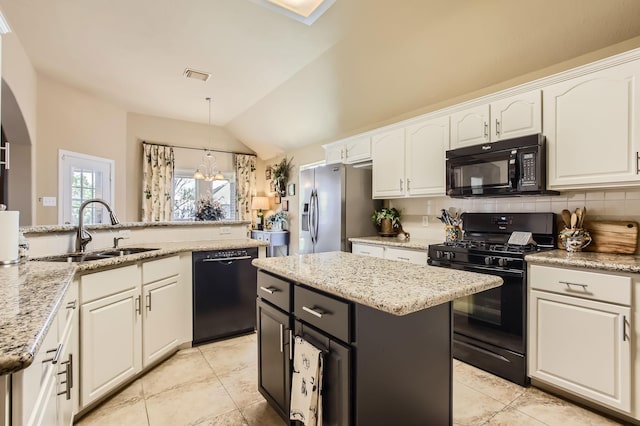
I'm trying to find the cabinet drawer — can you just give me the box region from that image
[352,243,384,258]
[81,265,140,304]
[384,247,427,265]
[257,271,291,311]
[294,286,351,343]
[142,255,179,284]
[529,265,631,305]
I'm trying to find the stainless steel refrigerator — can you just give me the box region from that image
[299,164,381,254]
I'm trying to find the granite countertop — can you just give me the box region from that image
[0,262,76,375]
[349,236,442,251]
[22,220,251,235]
[525,250,640,274]
[252,251,502,316]
[0,238,269,376]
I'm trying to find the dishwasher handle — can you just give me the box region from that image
[201,255,254,262]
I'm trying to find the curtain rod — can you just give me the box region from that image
[142,140,257,157]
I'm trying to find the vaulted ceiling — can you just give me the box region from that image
[2,0,640,159]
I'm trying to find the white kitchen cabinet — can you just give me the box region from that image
[450,90,541,149]
[12,280,79,426]
[544,59,640,189]
[323,135,372,165]
[405,116,449,196]
[372,128,405,198]
[372,117,449,198]
[142,256,181,368]
[352,243,426,265]
[79,257,181,409]
[528,265,632,414]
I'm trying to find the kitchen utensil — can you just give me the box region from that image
[575,207,583,228]
[579,206,587,227]
[570,213,577,229]
[557,220,639,254]
[561,210,572,228]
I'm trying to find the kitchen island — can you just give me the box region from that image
[252,252,503,425]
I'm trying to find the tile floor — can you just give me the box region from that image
[76,333,625,426]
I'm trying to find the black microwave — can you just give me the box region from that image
[446,134,558,198]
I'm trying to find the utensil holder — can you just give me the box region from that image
[445,225,462,243]
[559,227,592,252]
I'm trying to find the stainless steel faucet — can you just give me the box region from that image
[76,198,120,252]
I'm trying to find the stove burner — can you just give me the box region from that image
[443,240,538,254]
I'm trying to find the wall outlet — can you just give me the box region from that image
[41,196,57,207]
[422,216,429,227]
[219,226,231,235]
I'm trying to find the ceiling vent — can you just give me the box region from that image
[183,68,211,82]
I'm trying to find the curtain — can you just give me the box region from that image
[142,142,175,222]
[234,154,256,223]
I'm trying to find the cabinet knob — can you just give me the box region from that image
[484,122,489,139]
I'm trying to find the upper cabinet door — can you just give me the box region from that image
[344,135,372,164]
[372,128,405,198]
[324,142,344,165]
[544,60,640,189]
[405,116,449,197]
[490,90,541,141]
[450,105,490,149]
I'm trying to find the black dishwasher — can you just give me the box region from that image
[192,248,258,345]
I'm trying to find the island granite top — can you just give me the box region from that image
[252,251,503,316]
[349,236,442,251]
[0,238,269,375]
[525,249,640,274]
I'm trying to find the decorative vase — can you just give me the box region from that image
[380,218,395,235]
[559,227,592,252]
[445,225,462,243]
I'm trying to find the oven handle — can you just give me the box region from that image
[461,264,524,279]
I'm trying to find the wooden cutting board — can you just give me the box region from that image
[575,220,638,254]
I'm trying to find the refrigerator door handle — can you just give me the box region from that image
[312,189,319,246]
[308,190,317,244]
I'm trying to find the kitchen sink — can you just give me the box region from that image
[33,248,159,263]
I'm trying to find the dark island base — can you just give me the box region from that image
[355,302,452,426]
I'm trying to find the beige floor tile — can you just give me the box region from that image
[193,409,249,426]
[484,406,547,425]
[241,400,287,426]
[453,382,506,426]
[197,334,254,353]
[201,338,257,376]
[145,376,237,426]
[75,399,149,426]
[510,387,624,425]
[141,349,214,398]
[98,379,145,410]
[454,361,527,405]
[218,367,263,409]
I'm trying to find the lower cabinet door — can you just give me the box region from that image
[529,290,631,412]
[257,299,291,421]
[81,288,142,407]
[142,276,180,368]
[294,321,351,426]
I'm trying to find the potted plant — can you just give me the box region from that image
[271,157,293,197]
[195,195,226,221]
[371,207,401,235]
[266,211,289,231]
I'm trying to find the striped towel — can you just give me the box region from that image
[290,336,323,426]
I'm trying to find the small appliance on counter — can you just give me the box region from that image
[428,212,556,386]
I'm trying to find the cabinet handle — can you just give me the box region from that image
[259,286,278,294]
[135,296,141,315]
[623,315,629,342]
[360,251,370,255]
[398,257,410,261]
[406,178,411,191]
[559,281,589,292]
[66,300,77,310]
[57,354,72,400]
[400,179,403,191]
[43,344,63,364]
[279,323,284,353]
[289,330,293,361]
[0,142,10,170]
[636,152,639,174]
[146,294,151,311]
[302,306,323,318]
[484,122,489,138]
[495,119,501,136]
[341,149,345,160]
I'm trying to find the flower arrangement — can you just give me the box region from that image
[371,207,401,229]
[271,157,293,197]
[266,210,289,230]
[195,195,226,221]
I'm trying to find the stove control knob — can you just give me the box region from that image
[444,251,454,260]
[435,250,443,259]
[497,258,508,267]
[484,256,493,265]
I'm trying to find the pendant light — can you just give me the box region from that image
[193,97,225,181]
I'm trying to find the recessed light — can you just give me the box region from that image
[267,0,324,18]
[0,9,12,34]
[183,68,211,82]
[250,0,336,25]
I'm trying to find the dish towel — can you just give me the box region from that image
[290,336,324,426]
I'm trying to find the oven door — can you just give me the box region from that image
[452,265,525,354]
[446,147,517,197]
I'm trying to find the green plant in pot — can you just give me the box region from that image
[372,207,401,235]
[272,157,293,197]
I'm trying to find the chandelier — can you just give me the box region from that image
[193,97,225,181]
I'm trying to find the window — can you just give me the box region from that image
[172,170,236,221]
[59,150,114,225]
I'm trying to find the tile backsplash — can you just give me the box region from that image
[389,189,640,250]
